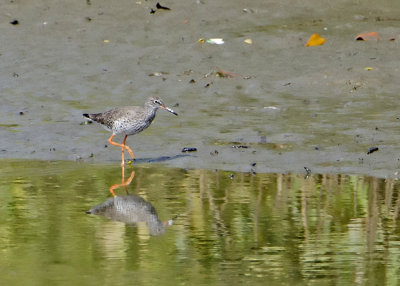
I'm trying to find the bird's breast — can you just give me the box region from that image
[112,111,156,136]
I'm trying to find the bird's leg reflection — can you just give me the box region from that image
[109,165,135,196]
[87,165,175,236]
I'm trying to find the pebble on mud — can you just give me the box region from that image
[10,19,19,25]
[304,166,311,175]
[210,150,219,156]
[156,2,171,10]
[367,147,379,154]
[182,147,197,153]
[232,145,249,149]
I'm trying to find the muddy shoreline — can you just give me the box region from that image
[1,0,400,178]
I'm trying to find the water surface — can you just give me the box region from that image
[1,160,400,285]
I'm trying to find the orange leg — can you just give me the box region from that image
[108,134,135,166]
[122,135,135,159]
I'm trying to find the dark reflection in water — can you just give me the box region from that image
[1,160,400,285]
[87,194,171,236]
[86,167,173,236]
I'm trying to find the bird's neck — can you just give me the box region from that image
[145,108,157,123]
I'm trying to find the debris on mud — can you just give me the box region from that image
[216,66,242,78]
[306,33,326,46]
[182,147,197,153]
[210,150,219,156]
[232,145,249,149]
[156,2,171,10]
[198,38,224,45]
[150,2,171,14]
[355,32,380,41]
[367,147,379,154]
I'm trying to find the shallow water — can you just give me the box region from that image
[1,159,400,285]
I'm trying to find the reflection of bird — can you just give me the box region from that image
[83,97,178,165]
[86,195,172,236]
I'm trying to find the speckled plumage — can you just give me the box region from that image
[86,105,157,136]
[84,97,172,135]
[83,96,177,165]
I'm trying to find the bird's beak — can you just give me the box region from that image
[162,106,178,116]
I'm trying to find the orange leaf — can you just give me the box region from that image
[355,32,381,41]
[306,34,326,47]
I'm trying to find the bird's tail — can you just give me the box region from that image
[83,113,103,124]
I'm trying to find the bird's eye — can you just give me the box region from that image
[154,99,162,105]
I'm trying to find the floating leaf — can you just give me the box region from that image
[364,67,373,71]
[355,32,380,41]
[306,34,326,47]
[244,38,253,44]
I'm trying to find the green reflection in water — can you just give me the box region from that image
[0,159,400,285]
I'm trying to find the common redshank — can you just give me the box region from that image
[83,97,178,165]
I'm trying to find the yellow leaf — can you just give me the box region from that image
[306,34,326,47]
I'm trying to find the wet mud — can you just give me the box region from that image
[1,0,400,178]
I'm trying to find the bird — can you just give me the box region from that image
[83,96,178,165]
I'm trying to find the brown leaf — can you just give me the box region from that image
[355,32,381,41]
